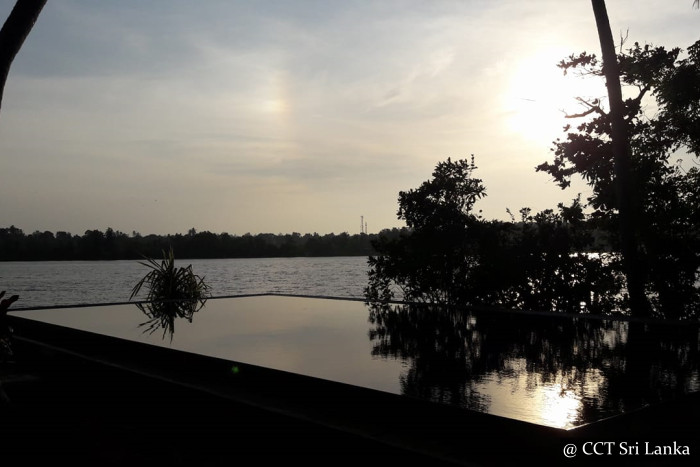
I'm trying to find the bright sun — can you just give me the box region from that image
[502,47,607,146]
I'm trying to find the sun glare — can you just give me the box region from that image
[539,383,583,429]
[502,48,606,146]
[258,72,291,117]
[261,98,289,114]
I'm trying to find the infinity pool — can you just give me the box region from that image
[11,295,700,429]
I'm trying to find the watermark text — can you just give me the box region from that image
[562,441,692,459]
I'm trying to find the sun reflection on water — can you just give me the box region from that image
[477,361,595,429]
[539,384,583,429]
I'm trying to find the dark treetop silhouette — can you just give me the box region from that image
[365,157,626,316]
[0,0,46,116]
[590,0,646,318]
[538,39,700,320]
[0,226,383,261]
[367,38,700,320]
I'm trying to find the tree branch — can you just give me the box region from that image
[0,0,47,115]
[566,97,607,119]
[627,83,651,112]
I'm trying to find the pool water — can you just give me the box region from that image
[11,295,700,429]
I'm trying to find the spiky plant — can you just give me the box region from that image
[1,291,19,364]
[129,247,210,341]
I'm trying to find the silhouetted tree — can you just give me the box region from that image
[0,0,46,116]
[366,157,488,306]
[538,39,700,319]
[364,153,652,315]
[490,202,622,314]
[589,0,647,317]
[0,226,382,260]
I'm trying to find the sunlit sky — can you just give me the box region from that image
[0,1,698,236]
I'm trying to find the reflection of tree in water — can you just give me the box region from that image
[368,302,699,425]
[369,303,490,413]
[599,322,699,414]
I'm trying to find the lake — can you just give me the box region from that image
[0,256,370,309]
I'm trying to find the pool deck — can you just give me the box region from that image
[2,314,699,466]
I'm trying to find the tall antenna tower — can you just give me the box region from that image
[361,215,364,234]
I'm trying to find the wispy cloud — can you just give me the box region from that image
[1,0,697,235]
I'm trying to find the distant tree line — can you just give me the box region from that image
[0,226,410,261]
[0,223,612,263]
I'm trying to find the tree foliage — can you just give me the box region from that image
[365,159,622,314]
[0,226,384,260]
[0,0,46,115]
[367,39,700,320]
[366,157,487,305]
[538,39,700,319]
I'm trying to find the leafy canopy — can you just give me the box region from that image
[538,39,700,319]
[367,39,700,320]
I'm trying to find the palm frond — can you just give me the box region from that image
[129,247,210,340]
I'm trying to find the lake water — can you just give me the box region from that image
[0,257,370,309]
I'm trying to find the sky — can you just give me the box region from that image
[0,1,698,236]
